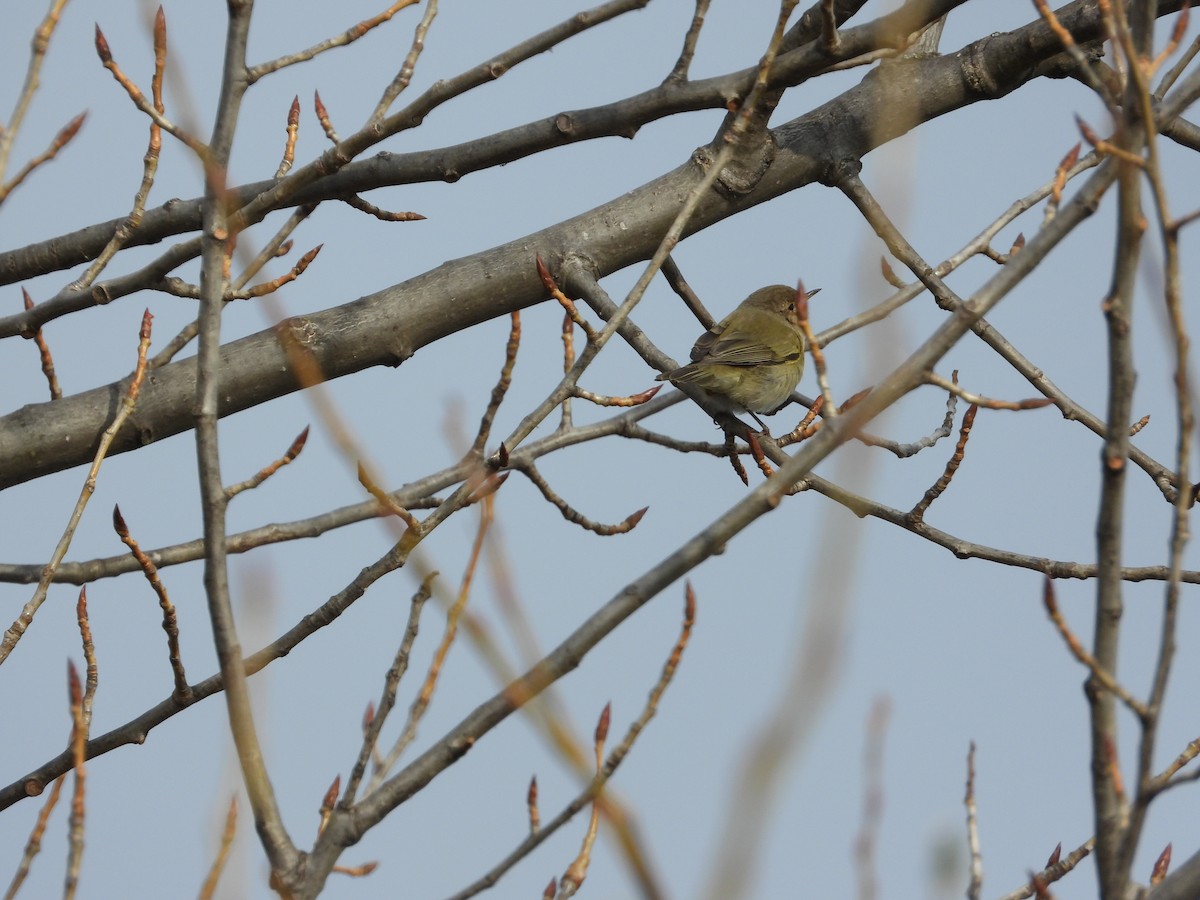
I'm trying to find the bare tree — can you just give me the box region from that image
[2,0,1199,897]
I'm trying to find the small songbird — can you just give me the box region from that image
[656,284,818,429]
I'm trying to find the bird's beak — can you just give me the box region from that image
[806,287,821,298]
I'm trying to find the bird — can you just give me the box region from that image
[656,283,818,430]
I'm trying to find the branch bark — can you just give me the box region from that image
[0,0,1142,489]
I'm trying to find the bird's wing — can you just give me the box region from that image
[691,309,802,368]
[688,326,720,363]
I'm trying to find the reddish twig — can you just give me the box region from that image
[1076,115,1145,167]
[94,25,206,155]
[1042,578,1147,717]
[995,838,1093,900]
[559,703,610,896]
[573,385,662,408]
[313,90,339,143]
[725,429,749,486]
[318,776,340,836]
[21,288,61,399]
[601,582,695,779]
[69,7,168,296]
[780,395,826,444]
[357,462,421,530]
[275,96,301,178]
[198,797,238,900]
[112,505,190,701]
[747,430,774,480]
[980,230,1026,265]
[796,279,832,415]
[0,0,71,180]
[538,256,597,342]
[160,244,322,300]
[1045,143,1082,225]
[1151,844,1172,885]
[908,403,978,523]
[332,861,379,878]
[0,111,85,204]
[879,256,905,288]
[225,427,310,499]
[527,776,541,835]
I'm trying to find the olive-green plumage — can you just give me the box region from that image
[657,284,814,418]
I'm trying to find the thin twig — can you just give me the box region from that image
[659,256,714,328]
[925,371,1053,411]
[907,404,977,523]
[0,111,85,204]
[527,776,540,835]
[371,0,439,121]
[64,661,86,900]
[21,288,61,399]
[69,7,167,292]
[451,585,694,900]
[190,3,299,883]
[159,244,322,300]
[558,704,610,897]
[512,459,648,536]
[994,838,1093,900]
[0,310,152,666]
[3,773,66,900]
[197,797,238,900]
[665,0,713,82]
[339,194,425,222]
[231,204,318,291]
[1031,0,1117,107]
[1043,577,1147,718]
[94,24,206,156]
[0,0,71,180]
[275,96,300,178]
[224,427,310,499]
[112,505,190,701]
[342,572,435,806]
[248,0,420,83]
[367,496,495,793]
[471,313,521,457]
[854,697,890,900]
[965,742,982,900]
[75,588,96,727]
